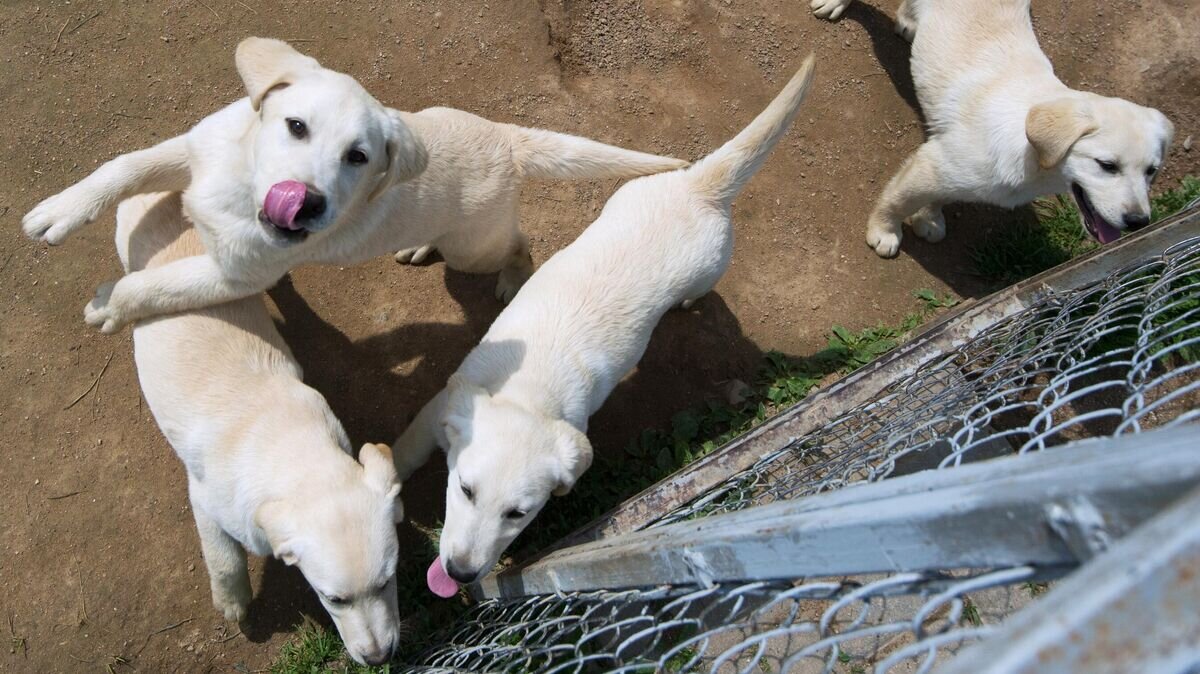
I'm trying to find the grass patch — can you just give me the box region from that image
[972,176,1200,285]
[271,622,372,674]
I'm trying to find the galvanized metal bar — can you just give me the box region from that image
[549,207,1200,551]
[939,483,1200,674]
[477,426,1199,598]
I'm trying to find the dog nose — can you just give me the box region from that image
[1123,213,1150,231]
[445,559,478,585]
[360,638,395,666]
[296,189,326,222]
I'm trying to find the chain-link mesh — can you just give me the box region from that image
[651,234,1200,527]
[398,231,1200,673]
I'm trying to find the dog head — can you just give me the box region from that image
[256,443,404,666]
[435,376,592,585]
[1026,95,1173,244]
[235,37,427,247]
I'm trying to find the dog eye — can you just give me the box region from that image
[346,149,369,165]
[504,509,526,520]
[325,594,348,606]
[460,483,474,501]
[1095,159,1119,174]
[286,118,307,139]
[1146,166,1158,177]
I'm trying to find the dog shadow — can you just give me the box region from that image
[841,2,923,122]
[898,202,1044,299]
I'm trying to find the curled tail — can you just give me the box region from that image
[508,126,689,180]
[687,55,816,205]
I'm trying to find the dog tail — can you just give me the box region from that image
[508,126,689,181]
[686,55,815,205]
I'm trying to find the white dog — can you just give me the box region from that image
[811,0,1173,257]
[118,192,403,666]
[22,37,687,331]
[394,58,816,591]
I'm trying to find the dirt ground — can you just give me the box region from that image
[1,0,1196,671]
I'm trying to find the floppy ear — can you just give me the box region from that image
[551,422,593,497]
[235,37,321,111]
[255,501,301,566]
[360,443,401,499]
[1155,110,1175,161]
[1026,99,1098,169]
[440,375,489,448]
[369,112,429,201]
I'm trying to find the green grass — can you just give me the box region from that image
[971,176,1200,285]
[271,622,375,674]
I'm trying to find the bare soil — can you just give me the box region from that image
[1,1,1196,671]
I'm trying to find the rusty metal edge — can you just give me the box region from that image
[511,205,1200,569]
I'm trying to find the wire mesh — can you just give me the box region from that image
[398,232,1200,673]
[650,234,1200,527]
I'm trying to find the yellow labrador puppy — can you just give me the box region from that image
[23,38,687,331]
[812,0,1173,257]
[118,192,402,666]
[395,58,816,593]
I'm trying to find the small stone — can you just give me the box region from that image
[1183,135,1193,151]
[723,379,751,406]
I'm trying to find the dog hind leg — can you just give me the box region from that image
[495,232,534,303]
[909,202,946,243]
[395,244,436,265]
[392,390,448,482]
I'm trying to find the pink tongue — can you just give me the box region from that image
[1093,218,1121,244]
[263,180,307,230]
[426,556,459,598]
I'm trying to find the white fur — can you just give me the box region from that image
[117,192,403,666]
[393,58,817,585]
[22,37,688,331]
[812,0,1173,257]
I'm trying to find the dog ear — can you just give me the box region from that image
[1026,99,1098,169]
[440,375,488,448]
[255,501,301,565]
[236,37,321,112]
[1154,109,1175,163]
[359,443,404,522]
[369,111,429,201]
[551,422,593,497]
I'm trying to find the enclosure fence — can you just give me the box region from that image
[399,205,1200,674]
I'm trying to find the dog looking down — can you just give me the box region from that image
[393,57,817,592]
[22,37,688,331]
[812,0,1173,257]
[117,192,403,667]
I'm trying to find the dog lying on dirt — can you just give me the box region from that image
[22,37,687,331]
[393,57,817,593]
[811,0,1173,257]
[117,192,403,666]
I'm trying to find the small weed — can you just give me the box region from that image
[962,598,982,627]
[1024,581,1049,597]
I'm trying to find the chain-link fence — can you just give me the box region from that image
[398,209,1200,674]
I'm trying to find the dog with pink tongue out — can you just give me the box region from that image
[22,37,687,332]
[398,57,817,596]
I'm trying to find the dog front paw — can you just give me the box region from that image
[910,207,946,243]
[811,0,852,20]
[83,282,127,334]
[22,190,99,245]
[210,573,251,623]
[867,225,902,258]
[894,14,917,42]
[394,244,435,265]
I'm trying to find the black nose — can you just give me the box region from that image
[445,560,478,584]
[1123,213,1150,232]
[296,189,326,222]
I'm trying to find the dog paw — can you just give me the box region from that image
[867,226,902,258]
[394,244,434,265]
[894,15,917,42]
[83,281,126,334]
[811,0,851,20]
[22,190,98,245]
[679,297,700,310]
[910,207,946,243]
[494,276,521,304]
